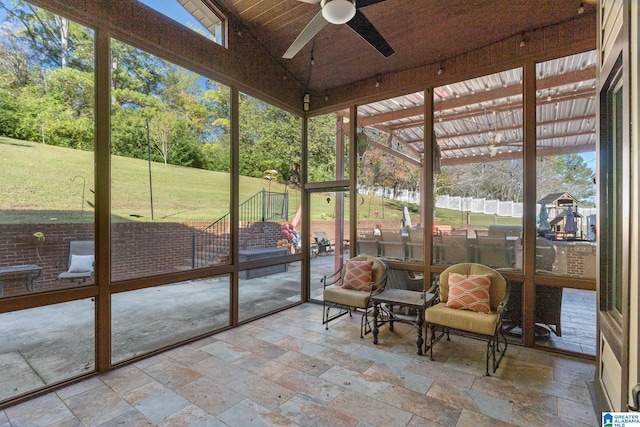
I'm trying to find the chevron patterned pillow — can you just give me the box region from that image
[446,272,491,313]
[341,260,374,291]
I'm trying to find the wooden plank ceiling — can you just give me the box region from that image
[214,0,595,93]
[210,0,597,163]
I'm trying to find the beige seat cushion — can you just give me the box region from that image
[425,302,499,336]
[323,286,371,309]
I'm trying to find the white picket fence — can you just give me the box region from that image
[358,186,596,223]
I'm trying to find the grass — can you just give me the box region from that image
[1,136,521,228]
[0,137,405,224]
[435,207,522,228]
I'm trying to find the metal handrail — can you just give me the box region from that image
[191,190,289,268]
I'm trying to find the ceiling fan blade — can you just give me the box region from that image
[346,10,394,57]
[356,0,388,8]
[283,10,328,59]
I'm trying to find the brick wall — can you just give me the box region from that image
[553,241,596,279]
[0,221,284,297]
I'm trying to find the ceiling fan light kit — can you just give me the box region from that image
[283,0,393,59]
[321,0,356,25]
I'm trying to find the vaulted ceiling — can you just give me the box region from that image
[207,1,597,164]
[214,0,597,93]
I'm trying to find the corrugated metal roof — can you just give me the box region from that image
[358,50,597,164]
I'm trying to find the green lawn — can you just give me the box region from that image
[0,137,403,224]
[1,136,522,227]
[435,207,522,228]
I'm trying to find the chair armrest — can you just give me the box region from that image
[369,270,388,294]
[321,268,342,288]
[497,280,511,315]
[426,278,439,294]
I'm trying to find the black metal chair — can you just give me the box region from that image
[322,256,388,338]
[425,263,510,376]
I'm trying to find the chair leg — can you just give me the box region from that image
[486,329,508,376]
[323,299,330,330]
[485,338,494,376]
[322,300,353,331]
[360,306,375,338]
[425,324,448,361]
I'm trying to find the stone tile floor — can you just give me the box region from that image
[536,288,597,356]
[0,303,598,426]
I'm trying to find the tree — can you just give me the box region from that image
[148,111,180,166]
[435,160,524,201]
[537,154,595,204]
[308,114,340,183]
[0,1,93,71]
[239,94,302,183]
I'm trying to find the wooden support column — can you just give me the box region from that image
[301,116,310,302]
[424,88,435,281]
[230,87,240,326]
[522,60,537,347]
[94,27,111,372]
[349,106,358,255]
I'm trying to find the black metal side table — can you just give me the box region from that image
[371,288,436,355]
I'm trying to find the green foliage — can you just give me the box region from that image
[541,154,595,204]
[308,114,339,182]
[239,94,302,182]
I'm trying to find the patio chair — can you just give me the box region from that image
[322,256,388,338]
[406,228,424,262]
[533,237,562,335]
[58,241,94,281]
[378,230,406,260]
[437,231,471,265]
[503,282,563,338]
[383,268,427,316]
[425,263,510,376]
[314,231,335,256]
[386,268,423,292]
[474,231,514,269]
[356,230,379,257]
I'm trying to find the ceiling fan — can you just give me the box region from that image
[283,0,394,59]
[484,110,521,156]
[488,132,503,156]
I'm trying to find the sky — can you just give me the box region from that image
[137,0,210,38]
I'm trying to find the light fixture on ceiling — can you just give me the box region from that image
[375,74,380,87]
[321,0,356,25]
[577,2,584,15]
[303,93,310,111]
[519,33,526,48]
[437,61,444,75]
[324,89,329,101]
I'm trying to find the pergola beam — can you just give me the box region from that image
[440,142,596,166]
[357,67,596,127]
[368,139,422,167]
